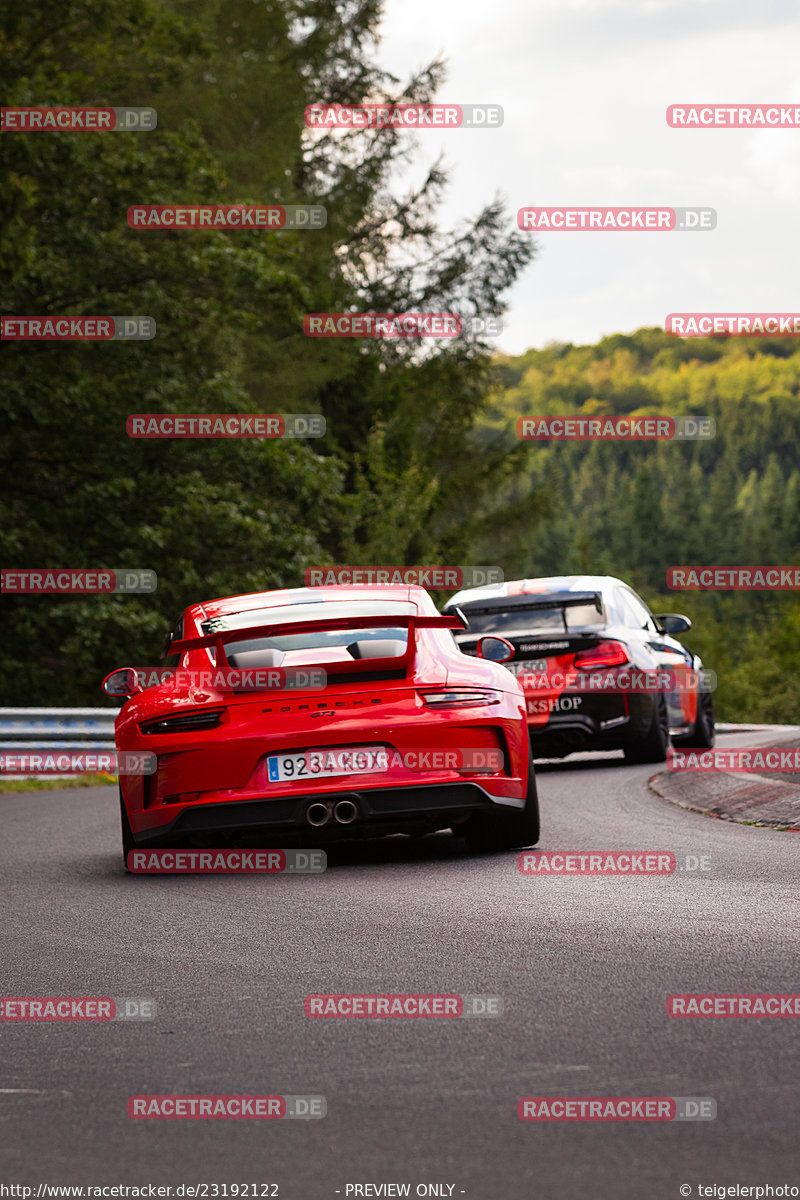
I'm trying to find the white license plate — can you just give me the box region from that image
[267,745,388,783]
[506,659,548,675]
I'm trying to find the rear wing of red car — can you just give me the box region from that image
[166,613,467,676]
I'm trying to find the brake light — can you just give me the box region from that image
[419,689,500,708]
[140,708,226,735]
[573,641,628,669]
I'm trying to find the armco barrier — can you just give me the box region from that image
[0,707,119,752]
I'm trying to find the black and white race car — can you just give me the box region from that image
[443,575,715,763]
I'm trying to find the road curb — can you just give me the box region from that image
[650,739,800,831]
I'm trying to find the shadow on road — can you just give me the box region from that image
[534,751,629,774]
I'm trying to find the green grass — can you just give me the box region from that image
[0,773,117,794]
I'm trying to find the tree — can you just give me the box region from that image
[1,0,537,702]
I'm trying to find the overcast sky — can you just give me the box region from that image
[374,0,800,354]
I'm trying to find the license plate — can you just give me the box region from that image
[267,744,388,783]
[506,659,548,676]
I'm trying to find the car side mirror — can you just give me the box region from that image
[102,667,143,698]
[476,635,515,662]
[655,613,692,635]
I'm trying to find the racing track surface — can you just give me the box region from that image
[1,725,798,1197]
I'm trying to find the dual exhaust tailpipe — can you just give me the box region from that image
[306,799,359,827]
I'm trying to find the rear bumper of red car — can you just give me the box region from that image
[125,778,525,845]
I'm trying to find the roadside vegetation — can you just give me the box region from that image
[478,330,800,723]
[2,4,798,723]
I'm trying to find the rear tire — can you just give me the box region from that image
[623,693,669,764]
[119,786,135,871]
[672,687,715,749]
[461,751,540,852]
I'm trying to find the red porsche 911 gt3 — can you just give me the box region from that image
[103,585,539,866]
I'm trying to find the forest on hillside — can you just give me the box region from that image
[474,329,800,723]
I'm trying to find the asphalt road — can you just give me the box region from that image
[1,726,798,1198]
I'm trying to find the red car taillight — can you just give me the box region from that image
[139,708,226,735]
[418,688,501,709]
[573,641,628,669]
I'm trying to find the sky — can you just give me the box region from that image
[374,0,800,354]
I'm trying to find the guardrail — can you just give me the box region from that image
[0,707,120,752]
